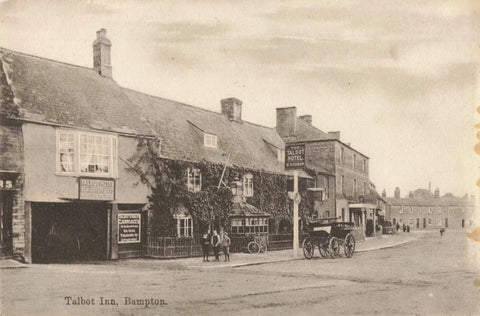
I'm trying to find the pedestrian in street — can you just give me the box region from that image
[440,228,445,237]
[211,230,220,262]
[403,224,406,233]
[201,232,210,262]
[222,232,231,262]
[396,223,400,232]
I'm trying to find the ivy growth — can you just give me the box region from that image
[127,138,314,236]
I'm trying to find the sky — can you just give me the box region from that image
[0,0,479,197]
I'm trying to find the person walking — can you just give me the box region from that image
[222,232,231,262]
[201,232,210,262]
[440,228,445,237]
[211,230,220,262]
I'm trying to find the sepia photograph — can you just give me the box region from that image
[0,0,479,315]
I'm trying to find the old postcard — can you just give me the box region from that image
[0,0,479,315]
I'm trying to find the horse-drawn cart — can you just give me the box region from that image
[302,218,356,259]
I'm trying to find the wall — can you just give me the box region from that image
[0,120,26,258]
[22,123,150,204]
[334,142,369,200]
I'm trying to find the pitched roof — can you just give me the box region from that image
[123,88,287,174]
[0,48,154,136]
[280,117,333,143]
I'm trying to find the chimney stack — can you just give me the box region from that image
[328,131,341,140]
[276,107,297,137]
[93,28,112,78]
[394,187,400,199]
[299,115,312,125]
[221,98,242,121]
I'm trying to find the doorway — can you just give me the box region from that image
[0,192,13,257]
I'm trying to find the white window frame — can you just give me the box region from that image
[243,174,254,197]
[187,168,202,192]
[176,215,193,237]
[56,129,118,178]
[204,133,217,148]
[231,218,244,234]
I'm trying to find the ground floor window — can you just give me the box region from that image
[231,218,244,234]
[428,218,432,225]
[244,217,268,233]
[176,216,193,237]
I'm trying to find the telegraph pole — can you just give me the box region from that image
[293,169,299,257]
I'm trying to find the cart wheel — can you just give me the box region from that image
[247,241,260,254]
[329,237,340,258]
[318,243,329,258]
[302,238,315,259]
[344,233,355,258]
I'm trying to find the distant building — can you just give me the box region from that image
[385,187,475,230]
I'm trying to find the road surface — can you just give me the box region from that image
[1,231,479,315]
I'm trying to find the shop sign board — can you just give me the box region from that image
[0,172,19,190]
[79,178,115,201]
[118,213,141,244]
[285,144,305,169]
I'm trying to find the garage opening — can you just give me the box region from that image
[32,202,108,263]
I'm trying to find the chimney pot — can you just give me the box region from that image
[299,115,312,125]
[221,98,242,121]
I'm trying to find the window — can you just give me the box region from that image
[428,218,432,225]
[244,217,268,233]
[341,147,345,163]
[427,208,432,215]
[56,129,117,177]
[399,207,404,214]
[353,179,357,196]
[277,149,285,163]
[340,175,344,194]
[176,215,192,237]
[363,182,367,195]
[353,154,357,169]
[231,218,244,234]
[243,174,254,197]
[187,168,201,192]
[58,131,76,173]
[437,218,442,226]
[325,211,330,218]
[364,159,367,173]
[204,133,217,148]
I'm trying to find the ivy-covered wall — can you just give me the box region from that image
[127,138,314,237]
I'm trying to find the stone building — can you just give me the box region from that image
[0,29,326,262]
[276,107,384,236]
[385,187,476,230]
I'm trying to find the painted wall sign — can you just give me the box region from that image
[0,172,19,190]
[118,213,141,244]
[79,178,115,200]
[285,144,305,169]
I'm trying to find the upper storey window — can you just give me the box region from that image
[204,133,217,148]
[56,129,117,178]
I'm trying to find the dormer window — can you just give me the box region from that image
[243,174,254,197]
[187,168,201,192]
[204,133,217,148]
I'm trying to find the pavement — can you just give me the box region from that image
[140,231,420,269]
[0,231,419,270]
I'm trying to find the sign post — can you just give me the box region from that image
[285,144,305,258]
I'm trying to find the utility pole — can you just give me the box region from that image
[293,169,299,257]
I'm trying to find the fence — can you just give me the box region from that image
[143,233,308,259]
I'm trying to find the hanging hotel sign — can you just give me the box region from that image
[79,178,115,201]
[285,144,306,169]
[118,213,141,244]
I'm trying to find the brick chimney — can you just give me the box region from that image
[299,115,312,125]
[276,107,297,137]
[328,131,341,140]
[394,187,400,199]
[93,28,112,78]
[221,98,242,121]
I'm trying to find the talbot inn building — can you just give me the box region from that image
[0,29,382,263]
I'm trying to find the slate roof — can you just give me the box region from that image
[0,47,290,175]
[123,88,288,174]
[0,48,154,136]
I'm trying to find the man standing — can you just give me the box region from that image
[201,232,210,262]
[211,230,220,262]
[222,232,231,262]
